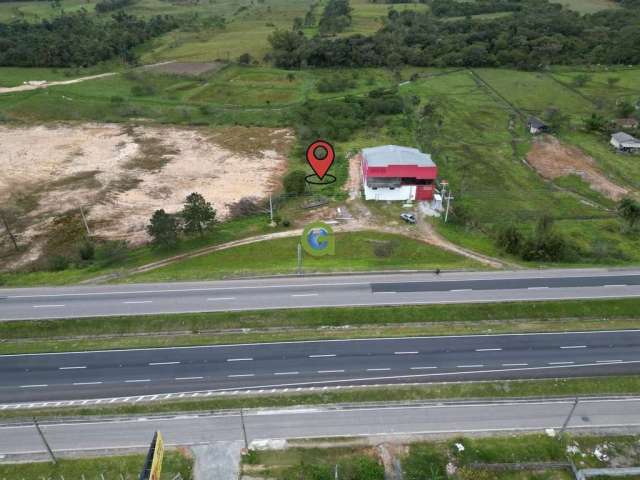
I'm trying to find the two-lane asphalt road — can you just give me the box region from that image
[1,268,640,321]
[2,330,640,405]
[2,398,640,456]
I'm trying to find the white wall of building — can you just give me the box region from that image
[363,184,416,201]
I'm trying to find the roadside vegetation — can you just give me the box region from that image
[242,433,640,480]
[0,450,193,479]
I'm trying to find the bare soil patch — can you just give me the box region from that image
[526,135,629,200]
[0,124,293,270]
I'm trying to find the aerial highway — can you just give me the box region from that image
[2,397,639,456]
[1,268,640,321]
[1,330,639,405]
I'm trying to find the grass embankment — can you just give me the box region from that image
[0,215,276,287]
[126,231,481,282]
[2,298,640,355]
[2,376,640,420]
[0,450,193,479]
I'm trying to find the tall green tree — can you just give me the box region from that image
[618,197,640,232]
[319,0,352,34]
[182,192,216,236]
[147,209,179,248]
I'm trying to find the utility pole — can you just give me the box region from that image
[79,206,91,237]
[269,195,274,225]
[240,408,249,450]
[33,417,56,464]
[0,210,18,252]
[297,242,302,275]
[444,191,454,223]
[560,397,579,436]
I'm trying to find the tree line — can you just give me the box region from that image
[270,0,640,70]
[0,11,177,67]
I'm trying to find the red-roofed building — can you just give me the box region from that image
[361,145,437,201]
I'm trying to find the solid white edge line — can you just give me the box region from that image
[3,327,638,357]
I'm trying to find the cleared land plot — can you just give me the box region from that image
[527,135,628,200]
[0,124,293,269]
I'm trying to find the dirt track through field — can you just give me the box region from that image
[0,73,116,94]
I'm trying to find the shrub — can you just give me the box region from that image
[373,240,395,258]
[283,170,308,195]
[95,240,128,265]
[110,95,124,104]
[237,52,252,64]
[226,197,265,218]
[496,224,523,255]
[78,241,95,261]
[316,76,356,93]
[131,83,157,97]
[282,219,291,227]
[48,255,70,271]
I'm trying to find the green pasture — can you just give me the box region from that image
[126,230,482,282]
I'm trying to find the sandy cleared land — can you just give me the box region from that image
[527,135,629,200]
[0,124,293,269]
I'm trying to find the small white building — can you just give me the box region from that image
[527,117,549,135]
[611,132,640,153]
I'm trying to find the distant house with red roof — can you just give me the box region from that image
[361,145,437,201]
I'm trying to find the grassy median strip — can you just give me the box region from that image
[1,376,639,420]
[1,298,640,355]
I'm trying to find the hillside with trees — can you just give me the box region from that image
[269,0,640,69]
[0,11,177,67]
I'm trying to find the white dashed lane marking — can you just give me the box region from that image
[227,358,253,362]
[560,345,587,349]
[59,366,86,370]
[149,362,180,366]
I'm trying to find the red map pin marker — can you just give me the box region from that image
[306,140,335,180]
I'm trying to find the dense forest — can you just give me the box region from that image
[0,11,177,67]
[270,0,640,69]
